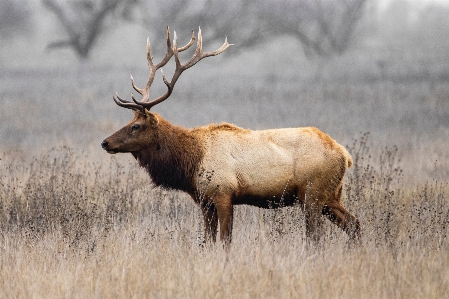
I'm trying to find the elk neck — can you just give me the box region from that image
[133,117,205,194]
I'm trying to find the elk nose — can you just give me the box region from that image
[101,140,109,149]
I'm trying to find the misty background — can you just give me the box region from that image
[1,0,449,183]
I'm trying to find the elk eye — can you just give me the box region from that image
[131,123,140,131]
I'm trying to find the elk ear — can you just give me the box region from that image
[144,110,159,128]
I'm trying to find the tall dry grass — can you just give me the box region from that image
[1,138,448,298]
[1,19,449,297]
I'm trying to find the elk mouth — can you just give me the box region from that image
[101,140,119,154]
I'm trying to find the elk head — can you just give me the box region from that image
[101,27,231,154]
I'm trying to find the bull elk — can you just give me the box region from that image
[101,27,361,246]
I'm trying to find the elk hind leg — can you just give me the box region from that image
[201,203,218,243]
[322,202,361,240]
[303,196,325,243]
[322,185,361,240]
[214,195,234,249]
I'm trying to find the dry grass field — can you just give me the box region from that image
[1,7,449,298]
[1,67,448,297]
[0,138,448,298]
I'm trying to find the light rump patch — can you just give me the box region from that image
[101,27,360,248]
[303,127,353,168]
[303,127,338,149]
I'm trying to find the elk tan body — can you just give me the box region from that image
[198,124,353,204]
[102,27,360,246]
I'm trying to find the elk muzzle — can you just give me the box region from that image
[101,139,118,154]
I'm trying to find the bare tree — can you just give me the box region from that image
[42,0,368,59]
[136,0,264,54]
[42,0,138,59]
[260,0,369,56]
[138,0,368,57]
[0,0,31,40]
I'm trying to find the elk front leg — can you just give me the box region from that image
[214,195,234,248]
[201,202,218,243]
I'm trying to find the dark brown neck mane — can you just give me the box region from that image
[133,119,204,194]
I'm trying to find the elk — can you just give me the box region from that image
[101,27,361,246]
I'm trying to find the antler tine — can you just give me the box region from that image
[154,26,173,70]
[147,27,232,107]
[173,31,181,68]
[205,35,232,56]
[128,37,156,100]
[113,93,144,111]
[131,75,144,96]
[129,28,173,108]
[146,37,153,68]
[177,30,196,52]
[200,27,232,59]
[118,28,172,112]
[145,31,180,109]
[180,27,233,70]
[196,27,203,54]
[113,27,231,113]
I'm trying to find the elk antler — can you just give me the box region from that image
[113,26,232,113]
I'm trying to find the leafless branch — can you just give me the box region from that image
[138,0,368,58]
[42,0,136,59]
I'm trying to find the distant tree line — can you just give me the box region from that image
[141,0,369,57]
[2,0,369,60]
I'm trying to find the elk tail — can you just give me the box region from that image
[340,146,353,168]
[346,154,353,168]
